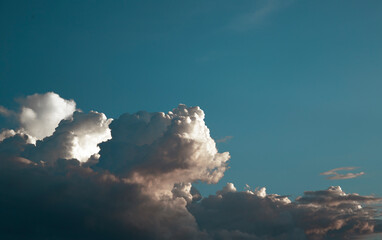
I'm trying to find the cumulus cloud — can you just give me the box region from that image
[189,183,381,240]
[26,111,112,163]
[321,167,365,180]
[0,129,17,142]
[97,104,230,196]
[0,92,380,240]
[0,154,184,240]
[0,129,204,240]
[0,93,111,163]
[18,92,76,140]
[0,94,229,239]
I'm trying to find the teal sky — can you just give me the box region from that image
[1,0,382,198]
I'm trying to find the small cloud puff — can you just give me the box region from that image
[216,136,233,143]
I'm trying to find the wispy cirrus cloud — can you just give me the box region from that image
[226,0,294,31]
[321,167,365,180]
[0,106,14,117]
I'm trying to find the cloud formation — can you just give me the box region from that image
[0,92,380,240]
[189,183,381,240]
[26,111,112,163]
[321,167,365,180]
[0,93,111,163]
[97,105,230,194]
[18,92,76,140]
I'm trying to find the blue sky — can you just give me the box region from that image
[1,0,382,198]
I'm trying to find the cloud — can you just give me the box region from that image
[0,154,200,240]
[0,92,380,240]
[321,167,365,180]
[18,92,76,140]
[1,93,111,163]
[97,104,230,194]
[0,93,229,239]
[227,0,293,31]
[0,123,205,240]
[189,183,381,240]
[0,129,17,142]
[26,111,112,163]
[216,136,233,143]
[326,172,365,180]
[0,105,14,117]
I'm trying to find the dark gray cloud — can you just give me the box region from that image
[189,184,381,240]
[0,92,380,240]
[0,155,149,240]
[0,135,204,240]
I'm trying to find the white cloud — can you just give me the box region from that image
[28,111,112,163]
[18,92,76,140]
[1,92,111,163]
[216,182,237,196]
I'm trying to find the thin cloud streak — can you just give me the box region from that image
[0,105,14,117]
[321,167,365,180]
[226,0,294,31]
[216,136,233,143]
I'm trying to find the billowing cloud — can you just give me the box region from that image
[1,93,111,163]
[26,111,112,163]
[0,92,380,240]
[18,92,76,140]
[189,183,381,240]
[97,104,230,195]
[0,129,17,142]
[321,167,365,180]
[0,152,209,240]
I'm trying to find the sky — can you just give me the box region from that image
[1,1,382,239]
